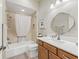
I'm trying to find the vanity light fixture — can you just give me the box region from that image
[50,4,55,9]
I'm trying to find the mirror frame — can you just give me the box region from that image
[51,12,75,35]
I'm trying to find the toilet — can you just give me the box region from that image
[27,41,38,59]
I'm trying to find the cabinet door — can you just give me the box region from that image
[58,49,78,59]
[38,45,48,59]
[49,52,61,59]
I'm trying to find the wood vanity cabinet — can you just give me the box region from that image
[38,45,48,59]
[38,40,78,59]
[58,49,77,59]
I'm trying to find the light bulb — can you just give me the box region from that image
[56,0,61,5]
[50,4,54,9]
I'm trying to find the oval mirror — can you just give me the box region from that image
[51,12,75,35]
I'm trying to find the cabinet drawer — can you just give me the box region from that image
[58,49,78,59]
[49,52,61,59]
[38,40,43,45]
[43,42,57,54]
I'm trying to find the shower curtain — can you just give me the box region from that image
[15,14,32,42]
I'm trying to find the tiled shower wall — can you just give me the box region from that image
[7,12,17,43]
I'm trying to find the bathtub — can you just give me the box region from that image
[6,41,38,58]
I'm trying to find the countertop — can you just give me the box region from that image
[38,37,78,56]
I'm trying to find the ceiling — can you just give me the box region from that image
[33,0,41,2]
[7,0,72,15]
[6,0,36,16]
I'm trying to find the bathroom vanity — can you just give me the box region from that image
[38,37,78,59]
[37,12,78,59]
